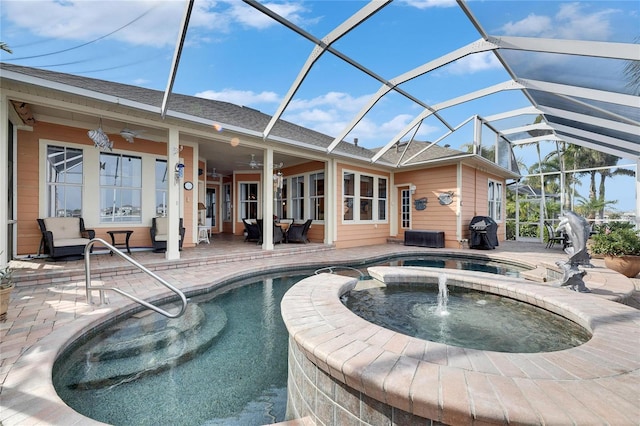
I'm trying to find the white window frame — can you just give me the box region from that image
[401,188,411,229]
[290,175,305,220]
[237,181,259,221]
[309,171,325,222]
[488,179,503,222]
[45,144,84,218]
[155,159,168,217]
[342,170,388,223]
[99,152,142,224]
[223,183,232,222]
[282,171,326,223]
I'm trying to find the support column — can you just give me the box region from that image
[0,95,8,265]
[262,149,274,250]
[325,159,335,245]
[636,158,639,230]
[166,128,181,260]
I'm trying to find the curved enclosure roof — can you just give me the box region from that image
[228,1,638,162]
[1,0,638,163]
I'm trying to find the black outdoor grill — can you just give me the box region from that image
[468,216,498,249]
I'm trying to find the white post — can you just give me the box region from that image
[0,95,8,265]
[262,149,274,250]
[166,128,181,260]
[325,159,335,245]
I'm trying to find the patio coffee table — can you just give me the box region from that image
[107,230,133,255]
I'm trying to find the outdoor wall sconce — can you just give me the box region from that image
[175,162,185,182]
[410,184,417,195]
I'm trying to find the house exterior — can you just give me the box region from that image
[0,63,519,262]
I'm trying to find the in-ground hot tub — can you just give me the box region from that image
[281,267,640,425]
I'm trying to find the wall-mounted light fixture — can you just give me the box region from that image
[175,162,185,182]
[410,184,417,195]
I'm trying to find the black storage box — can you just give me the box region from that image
[404,230,445,248]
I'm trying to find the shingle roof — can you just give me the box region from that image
[1,62,519,175]
[1,62,379,159]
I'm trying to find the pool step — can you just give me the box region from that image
[66,303,227,390]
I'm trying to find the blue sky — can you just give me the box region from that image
[1,0,638,211]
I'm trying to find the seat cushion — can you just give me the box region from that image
[43,217,82,240]
[53,238,91,248]
[155,217,168,235]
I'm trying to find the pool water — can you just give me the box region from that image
[53,274,306,426]
[52,255,527,425]
[342,284,591,353]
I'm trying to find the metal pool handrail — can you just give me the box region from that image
[84,238,187,318]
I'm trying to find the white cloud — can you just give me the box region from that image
[227,1,313,30]
[1,0,314,49]
[2,1,185,48]
[447,51,501,75]
[282,92,439,147]
[499,3,617,41]
[399,0,457,9]
[195,88,280,105]
[288,92,371,113]
[501,14,552,37]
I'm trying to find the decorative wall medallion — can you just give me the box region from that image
[438,191,454,205]
[414,197,427,211]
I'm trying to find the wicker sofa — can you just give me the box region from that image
[37,217,95,260]
[150,217,185,252]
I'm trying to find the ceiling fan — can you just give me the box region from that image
[237,154,262,169]
[118,128,145,143]
[207,168,227,178]
[236,154,284,170]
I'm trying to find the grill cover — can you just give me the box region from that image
[469,216,498,249]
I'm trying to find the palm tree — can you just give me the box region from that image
[623,37,640,95]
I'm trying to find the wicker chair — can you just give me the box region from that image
[243,219,261,243]
[37,217,95,260]
[150,217,185,252]
[287,219,312,244]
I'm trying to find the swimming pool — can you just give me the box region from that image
[52,255,527,425]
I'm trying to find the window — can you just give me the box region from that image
[488,180,503,221]
[401,188,410,228]
[100,153,142,223]
[343,172,354,221]
[46,145,83,217]
[343,171,387,222]
[155,160,167,217]
[291,176,305,220]
[239,182,258,220]
[310,172,324,221]
[223,183,231,222]
[360,175,373,220]
[378,178,387,221]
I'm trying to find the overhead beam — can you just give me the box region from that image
[327,38,497,153]
[538,105,640,139]
[489,36,640,61]
[161,0,194,119]
[371,80,523,163]
[254,0,390,140]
